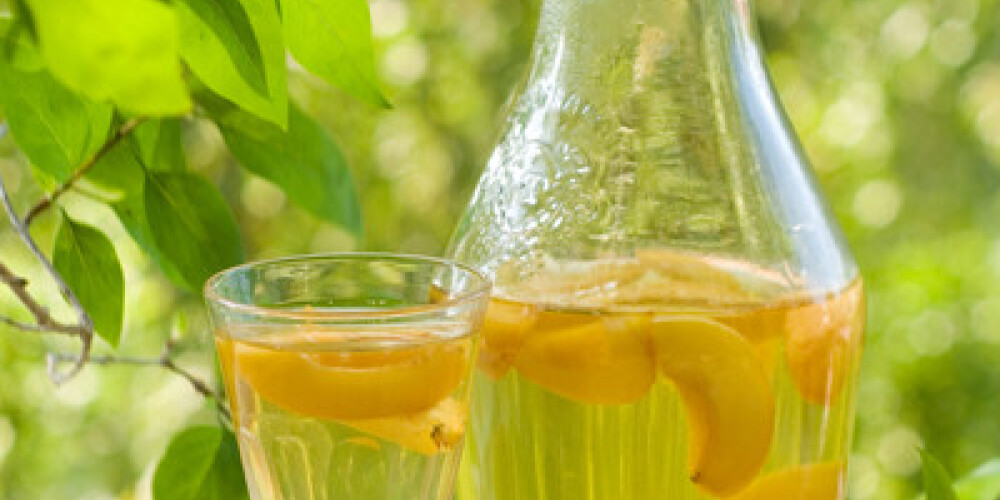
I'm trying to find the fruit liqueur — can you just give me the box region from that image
[458,253,862,499]
[217,325,475,500]
[447,0,865,498]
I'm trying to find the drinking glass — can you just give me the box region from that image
[205,253,490,500]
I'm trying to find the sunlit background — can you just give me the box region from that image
[1,0,999,498]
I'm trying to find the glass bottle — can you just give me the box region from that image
[447,0,865,499]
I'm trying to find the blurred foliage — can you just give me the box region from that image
[0,0,998,499]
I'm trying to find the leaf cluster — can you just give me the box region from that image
[0,0,388,497]
[0,0,384,344]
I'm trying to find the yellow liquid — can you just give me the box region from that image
[217,324,476,500]
[458,253,864,500]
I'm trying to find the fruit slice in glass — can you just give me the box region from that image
[205,254,490,500]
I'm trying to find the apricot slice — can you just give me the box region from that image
[785,282,864,405]
[514,314,655,404]
[650,317,775,497]
[343,397,467,455]
[715,306,788,343]
[713,308,787,383]
[729,462,845,500]
[500,258,645,308]
[517,258,644,295]
[234,333,468,420]
[478,298,538,379]
[636,249,751,300]
[428,285,449,303]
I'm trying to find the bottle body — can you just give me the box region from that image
[449,0,863,498]
[456,257,862,500]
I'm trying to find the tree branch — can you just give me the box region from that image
[0,260,54,327]
[23,117,145,226]
[0,179,91,330]
[0,315,53,332]
[0,117,142,384]
[47,350,232,423]
[162,357,232,422]
[0,260,91,336]
[0,120,230,420]
[0,175,94,382]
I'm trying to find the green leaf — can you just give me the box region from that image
[213,101,362,235]
[0,10,43,71]
[153,426,249,500]
[0,64,112,182]
[177,0,264,92]
[280,0,389,107]
[25,0,191,116]
[83,133,144,201]
[86,119,185,200]
[922,451,960,500]
[956,459,1000,500]
[113,196,190,289]
[52,213,124,347]
[133,119,187,172]
[176,0,288,127]
[144,171,244,291]
[83,119,191,287]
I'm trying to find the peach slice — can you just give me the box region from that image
[428,285,449,303]
[342,397,467,455]
[714,308,788,383]
[515,258,644,297]
[650,317,775,497]
[785,282,864,405]
[514,314,655,404]
[729,462,845,500]
[715,306,788,343]
[478,298,538,379]
[233,333,469,420]
[635,249,752,300]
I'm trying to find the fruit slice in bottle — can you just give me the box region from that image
[635,249,753,303]
[342,397,467,455]
[233,332,468,420]
[479,298,538,379]
[715,306,788,343]
[514,314,655,405]
[504,258,645,303]
[650,317,775,497]
[729,462,845,500]
[785,282,864,405]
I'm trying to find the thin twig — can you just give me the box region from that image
[23,117,145,226]
[0,176,93,382]
[48,351,232,423]
[0,315,52,332]
[0,261,86,336]
[159,337,232,420]
[163,358,232,421]
[0,260,52,327]
[82,355,164,366]
[0,180,91,329]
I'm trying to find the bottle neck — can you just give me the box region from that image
[526,0,761,101]
[451,0,857,291]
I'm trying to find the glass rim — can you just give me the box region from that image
[203,252,491,321]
